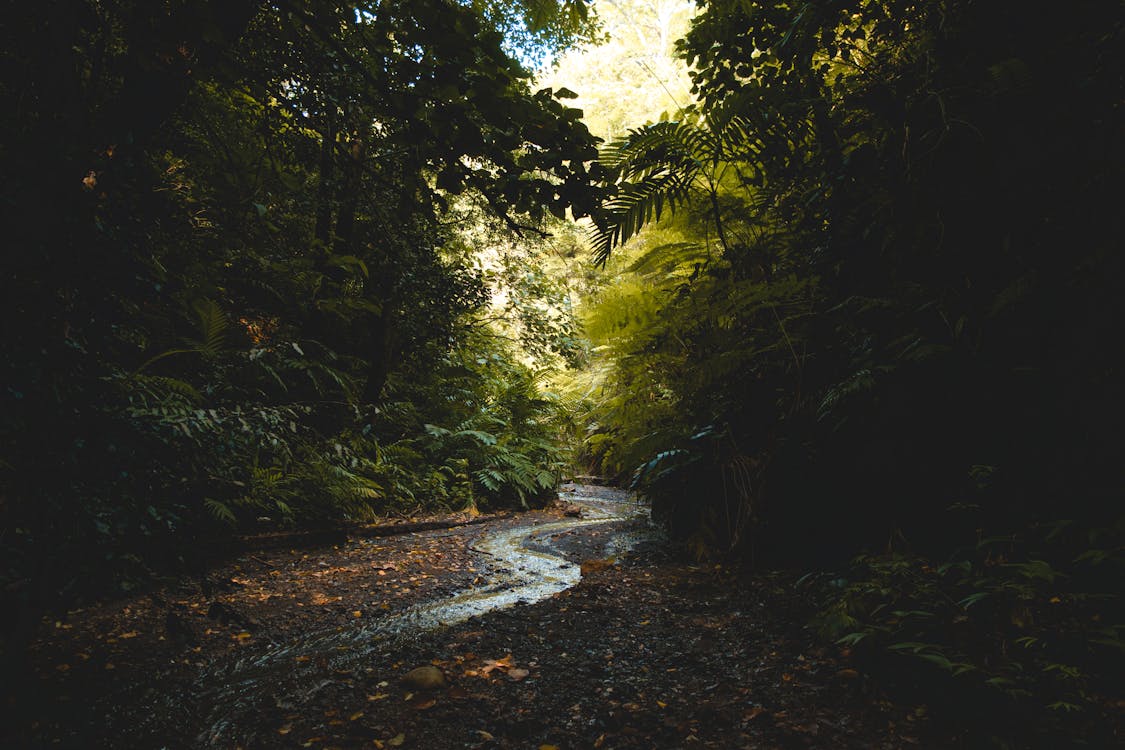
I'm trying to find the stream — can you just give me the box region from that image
[140,483,649,746]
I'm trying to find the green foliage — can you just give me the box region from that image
[590,114,763,265]
[0,0,597,608]
[418,352,569,509]
[579,0,1124,570]
[135,299,230,373]
[810,520,1124,744]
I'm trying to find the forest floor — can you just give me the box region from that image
[5,485,954,749]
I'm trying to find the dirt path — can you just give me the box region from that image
[6,485,946,748]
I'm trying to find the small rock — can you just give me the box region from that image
[401,665,446,690]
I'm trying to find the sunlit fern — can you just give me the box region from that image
[590,115,763,265]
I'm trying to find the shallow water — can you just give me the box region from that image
[170,483,648,746]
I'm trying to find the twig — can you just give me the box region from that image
[248,555,277,569]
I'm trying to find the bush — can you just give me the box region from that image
[810,519,1124,746]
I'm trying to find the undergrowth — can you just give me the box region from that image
[807,519,1124,747]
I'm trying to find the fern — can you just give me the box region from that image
[592,116,763,265]
[204,498,237,525]
[188,298,228,358]
[134,298,229,373]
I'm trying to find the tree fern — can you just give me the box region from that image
[591,116,763,265]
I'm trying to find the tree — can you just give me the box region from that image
[583,0,1125,558]
[0,0,605,639]
[542,0,695,139]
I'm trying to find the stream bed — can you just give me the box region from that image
[144,483,651,746]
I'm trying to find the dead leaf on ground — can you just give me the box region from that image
[478,654,514,676]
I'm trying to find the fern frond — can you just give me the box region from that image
[627,242,711,277]
[476,468,505,492]
[204,498,237,525]
[189,298,228,357]
[144,375,203,403]
[592,116,764,265]
[590,171,695,265]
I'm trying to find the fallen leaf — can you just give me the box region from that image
[479,654,514,676]
[349,710,364,721]
[508,668,530,681]
[278,724,293,735]
[388,733,405,746]
[745,707,768,722]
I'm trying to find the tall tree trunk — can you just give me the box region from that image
[314,110,337,247]
[361,310,395,405]
[334,133,367,256]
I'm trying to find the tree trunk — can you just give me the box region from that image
[314,110,337,247]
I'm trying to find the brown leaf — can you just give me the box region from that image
[479,654,515,676]
[745,707,768,722]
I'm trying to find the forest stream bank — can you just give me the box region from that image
[8,484,947,749]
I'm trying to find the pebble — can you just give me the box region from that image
[401,665,447,690]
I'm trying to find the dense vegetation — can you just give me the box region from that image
[578,0,1123,743]
[0,0,604,634]
[2,0,1121,745]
